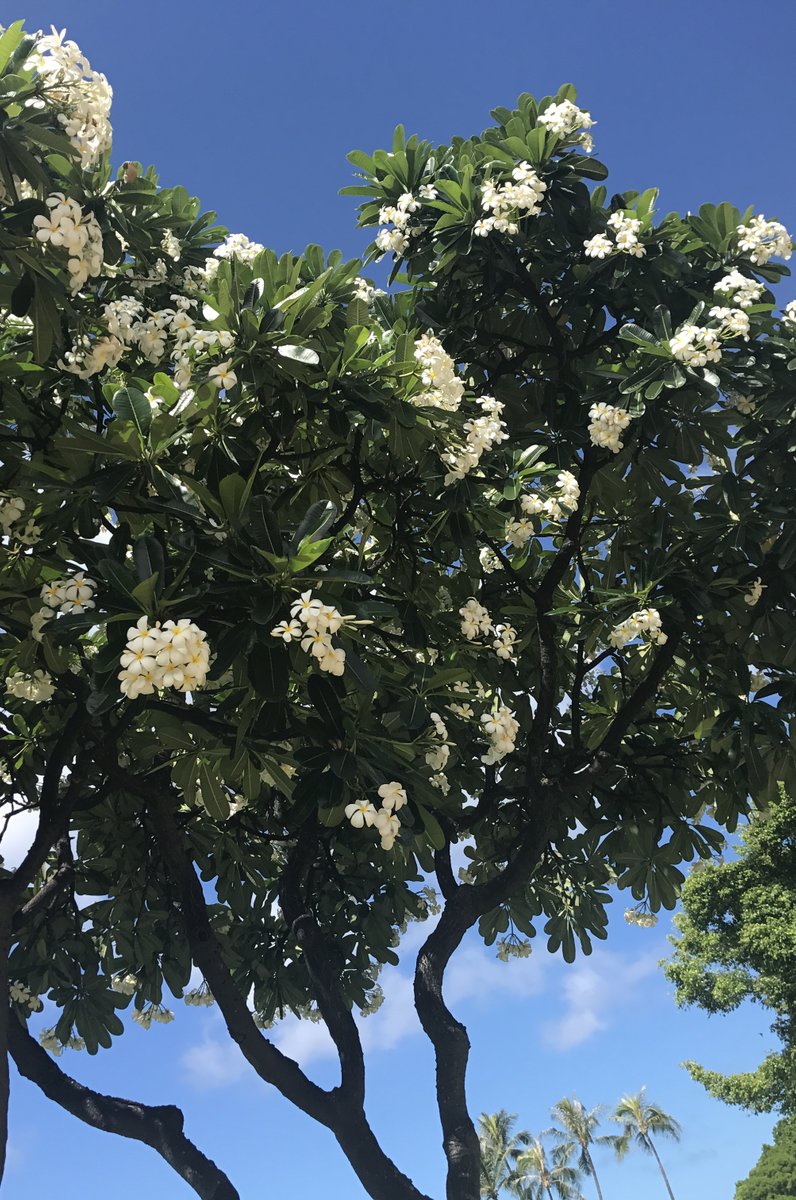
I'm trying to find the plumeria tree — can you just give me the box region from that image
[1,18,795,1200]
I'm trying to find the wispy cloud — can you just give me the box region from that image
[542,949,661,1051]
[179,932,662,1088]
[180,1027,248,1090]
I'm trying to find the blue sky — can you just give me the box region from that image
[7,1,795,1197]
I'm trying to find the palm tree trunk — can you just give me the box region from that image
[546,1189,555,1200]
[647,1137,676,1200]
[584,1148,605,1200]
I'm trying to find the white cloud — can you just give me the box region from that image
[275,1017,336,1065]
[543,949,660,1051]
[447,943,547,1006]
[180,1030,248,1089]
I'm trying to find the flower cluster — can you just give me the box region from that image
[736,215,792,265]
[608,608,667,650]
[508,470,581,544]
[425,711,451,778]
[459,598,492,641]
[132,1004,175,1029]
[744,577,765,607]
[39,1027,85,1056]
[63,291,235,385]
[118,616,210,698]
[492,623,518,662]
[344,782,408,851]
[584,212,645,259]
[413,334,464,411]
[0,494,40,544]
[28,26,112,167]
[9,981,43,1011]
[708,306,750,340]
[375,192,418,257]
[185,986,214,1007]
[40,571,96,615]
[480,706,519,765]
[352,277,385,304]
[475,162,547,237]
[442,395,508,485]
[203,232,264,279]
[669,324,722,368]
[538,99,594,138]
[5,669,55,702]
[588,402,632,453]
[0,495,25,534]
[33,192,104,293]
[496,936,532,961]
[271,591,348,676]
[713,270,764,309]
[728,391,756,415]
[782,299,796,330]
[624,909,658,928]
[110,973,138,995]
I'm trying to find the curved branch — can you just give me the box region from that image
[583,631,682,774]
[149,787,432,1200]
[415,794,555,1200]
[279,835,365,1106]
[8,1019,239,1200]
[145,787,334,1127]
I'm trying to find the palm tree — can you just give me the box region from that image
[479,1110,529,1199]
[612,1088,682,1200]
[546,1097,619,1200]
[512,1137,583,1200]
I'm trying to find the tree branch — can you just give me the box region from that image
[279,833,366,1106]
[415,789,555,1200]
[8,1018,239,1200]
[583,632,682,774]
[145,786,334,1126]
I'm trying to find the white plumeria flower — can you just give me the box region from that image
[377,781,407,811]
[345,800,377,828]
[208,360,237,390]
[271,619,302,642]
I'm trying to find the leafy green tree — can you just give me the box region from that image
[613,1089,682,1200]
[479,1110,530,1199]
[1,17,796,1200]
[512,1137,583,1200]
[735,1117,796,1200]
[665,784,796,1114]
[546,1097,618,1200]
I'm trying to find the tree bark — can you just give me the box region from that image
[647,1137,677,1200]
[9,1019,239,1199]
[148,787,432,1200]
[584,1147,605,1200]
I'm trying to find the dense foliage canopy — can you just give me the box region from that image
[735,1117,796,1200]
[666,784,796,1114]
[1,19,795,1200]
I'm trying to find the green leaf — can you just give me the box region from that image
[96,558,140,605]
[289,537,331,572]
[0,21,25,73]
[112,387,152,436]
[277,344,320,365]
[132,536,165,592]
[219,473,247,522]
[248,642,290,700]
[197,761,230,821]
[307,673,345,736]
[290,500,337,550]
